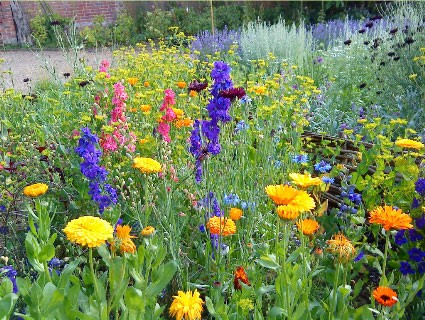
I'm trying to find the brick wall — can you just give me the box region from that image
[0,1,18,44]
[0,1,126,44]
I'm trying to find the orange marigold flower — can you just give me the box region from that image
[369,205,413,231]
[297,218,320,235]
[265,184,315,214]
[175,118,194,128]
[289,172,322,188]
[23,183,48,197]
[326,233,356,262]
[229,207,243,221]
[127,77,138,86]
[234,266,250,290]
[177,81,187,89]
[189,90,197,97]
[140,104,152,113]
[395,138,424,149]
[373,286,398,307]
[144,81,150,87]
[206,216,236,236]
[110,224,137,254]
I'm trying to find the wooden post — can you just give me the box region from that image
[10,0,33,45]
[210,0,214,36]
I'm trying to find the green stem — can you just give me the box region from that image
[329,262,340,320]
[281,222,291,319]
[89,248,103,319]
[43,261,52,283]
[381,231,390,284]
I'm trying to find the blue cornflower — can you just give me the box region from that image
[292,154,309,164]
[408,248,425,263]
[223,193,240,206]
[240,95,252,104]
[354,250,364,262]
[322,176,335,184]
[235,120,249,133]
[415,178,425,197]
[199,225,206,233]
[0,266,18,293]
[347,189,362,204]
[400,261,415,275]
[48,258,63,268]
[314,160,332,173]
[0,226,8,235]
[274,160,282,169]
[409,229,424,242]
[394,230,408,246]
[0,205,6,211]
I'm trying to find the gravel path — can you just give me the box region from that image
[0,48,113,93]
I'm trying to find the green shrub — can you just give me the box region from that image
[112,11,138,45]
[79,15,112,47]
[29,13,71,47]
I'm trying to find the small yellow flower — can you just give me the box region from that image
[141,226,156,237]
[23,183,48,197]
[189,90,197,97]
[140,104,152,113]
[408,74,417,80]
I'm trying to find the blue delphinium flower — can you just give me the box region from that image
[75,127,118,214]
[418,261,425,274]
[412,197,420,209]
[354,250,364,262]
[314,160,332,173]
[409,229,424,242]
[408,248,425,263]
[415,178,425,197]
[394,230,408,246]
[416,215,425,229]
[400,261,415,275]
[0,266,18,293]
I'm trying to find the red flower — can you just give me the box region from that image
[220,87,246,101]
[234,266,250,290]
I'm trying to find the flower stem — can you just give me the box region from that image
[281,222,291,318]
[381,231,390,284]
[329,262,340,320]
[89,248,103,319]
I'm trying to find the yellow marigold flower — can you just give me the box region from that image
[127,77,138,86]
[177,81,187,89]
[408,73,417,80]
[110,224,137,254]
[373,286,398,307]
[369,205,413,230]
[139,138,149,144]
[207,216,236,236]
[254,86,266,95]
[229,207,243,221]
[144,81,150,87]
[133,157,162,174]
[265,184,315,212]
[140,104,152,113]
[169,290,204,320]
[175,118,194,128]
[276,206,300,221]
[289,172,322,188]
[141,226,156,237]
[395,138,424,149]
[63,216,114,248]
[326,233,356,262]
[297,218,320,235]
[172,108,184,119]
[23,183,48,197]
[189,90,197,97]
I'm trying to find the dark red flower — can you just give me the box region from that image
[188,80,208,92]
[219,87,246,101]
[344,39,352,45]
[234,266,250,290]
[365,21,373,28]
[389,28,398,35]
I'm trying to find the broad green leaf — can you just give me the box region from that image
[146,260,177,297]
[256,255,281,270]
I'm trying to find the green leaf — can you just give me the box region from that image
[256,285,275,295]
[146,260,177,297]
[0,293,18,319]
[256,255,281,270]
[124,287,145,311]
[39,244,55,262]
[205,296,217,317]
[268,306,287,318]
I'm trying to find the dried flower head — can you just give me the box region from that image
[326,233,356,262]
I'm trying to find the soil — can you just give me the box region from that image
[0,48,113,93]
